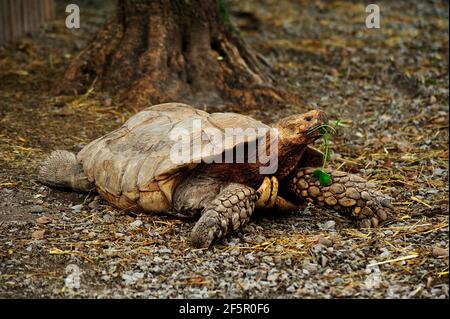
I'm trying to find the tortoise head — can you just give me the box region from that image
[272,109,327,146]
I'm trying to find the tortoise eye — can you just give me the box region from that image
[304,116,313,122]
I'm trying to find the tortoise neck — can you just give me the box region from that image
[275,141,307,181]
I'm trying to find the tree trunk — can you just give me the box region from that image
[54,0,299,110]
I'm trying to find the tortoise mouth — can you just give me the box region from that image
[307,123,336,136]
[307,124,326,139]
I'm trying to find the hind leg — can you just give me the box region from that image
[287,168,393,227]
[38,150,94,193]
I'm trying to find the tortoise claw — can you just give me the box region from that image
[359,219,372,228]
[256,176,279,209]
[380,197,393,209]
[376,209,387,221]
[371,217,379,227]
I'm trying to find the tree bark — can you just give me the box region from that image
[54,0,299,110]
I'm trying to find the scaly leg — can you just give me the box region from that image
[287,168,393,227]
[190,183,258,248]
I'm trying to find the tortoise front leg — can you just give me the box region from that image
[190,183,258,248]
[287,168,393,227]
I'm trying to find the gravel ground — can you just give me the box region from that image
[0,0,448,298]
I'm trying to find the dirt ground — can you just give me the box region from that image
[0,0,448,298]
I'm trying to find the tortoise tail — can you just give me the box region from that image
[38,150,94,193]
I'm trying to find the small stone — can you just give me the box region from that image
[312,244,324,253]
[316,236,332,247]
[286,284,297,293]
[129,219,143,228]
[29,205,45,214]
[432,247,449,258]
[429,95,437,104]
[36,216,52,224]
[158,247,172,254]
[321,220,335,231]
[302,259,318,273]
[32,229,45,239]
[320,255,328,267]
[153,256,164,263]
[88,200,100,209]
[267,273,279,281]
[70,204,83,213]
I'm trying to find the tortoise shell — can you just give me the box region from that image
[77,103,276,213]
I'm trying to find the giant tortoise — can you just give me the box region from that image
[38,103,392,247]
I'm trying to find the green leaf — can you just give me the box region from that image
[319,173,332,186]
[312,169,322,178]
[312,169,332,186]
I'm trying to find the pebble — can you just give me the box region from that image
[312,244,325,253]
[29,205,45,214]
[158,247,171,254]
[36,216,52,224]
[316,236,333,247]
[103,214,115,223]
[88,200,100,209]
[432,247,449,258]
[70,204,83,213]
[319,220,336,231]
[129,220,143,228]
[286,284,297,293]
[32,229,45,240]
[153,256,164,264]
[122,272,145,285]
[320,255,328,267]
[267,273,279,282]
[302,259,318,273]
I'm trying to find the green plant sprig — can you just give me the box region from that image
[308,121,342,186]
